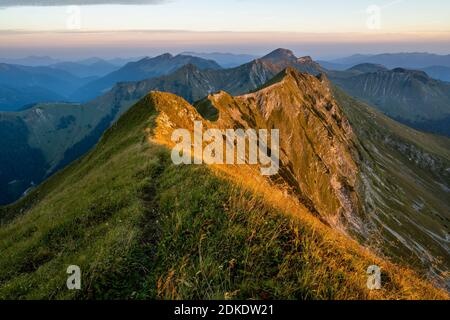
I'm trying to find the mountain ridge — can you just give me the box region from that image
[329,65,450,136]
[329,52,450,69]
[2,48,449,206]
[0,63,93,110]
[72,53,222,102]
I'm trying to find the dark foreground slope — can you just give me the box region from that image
[0,73,447,299]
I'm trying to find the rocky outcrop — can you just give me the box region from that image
[149,67,365,234]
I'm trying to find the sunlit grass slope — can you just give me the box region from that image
[0,96,446,300]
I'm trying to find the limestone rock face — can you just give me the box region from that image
[149,68,364,233]
[208,68,363,232]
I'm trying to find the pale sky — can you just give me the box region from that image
[0,0,449,59]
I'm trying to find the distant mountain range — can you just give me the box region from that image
[0,56,138,67]
[3,51,449,112]
[1,67,448,298]
[329,64,450,137]
[0,85,65,112]
[421,65,450,82]
[181,52,259,68]
[0,52,257,69]
[49,60,120,78]
[103,49,324,106]
[71,53,223,102]
[320,53,450,82]
[0,63,96,110]
[0,56,61,66]
[0,63,90,97]
[0,54,219,111]
[0,57,136,88]
[326,52,450,69]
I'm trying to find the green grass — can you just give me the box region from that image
[0,96,446,300]
[0,99,160,299]
[146,163,393,300]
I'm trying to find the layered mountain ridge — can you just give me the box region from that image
[0,50,326,205]
[72,53,222,101]
[1,49,449,209]
[0,63,93,110]
[329,64,450,137]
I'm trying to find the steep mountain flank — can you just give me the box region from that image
[334,88,450,287]
[330,66,450,136]
[206,69,363,232]
[147,68,449,289]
